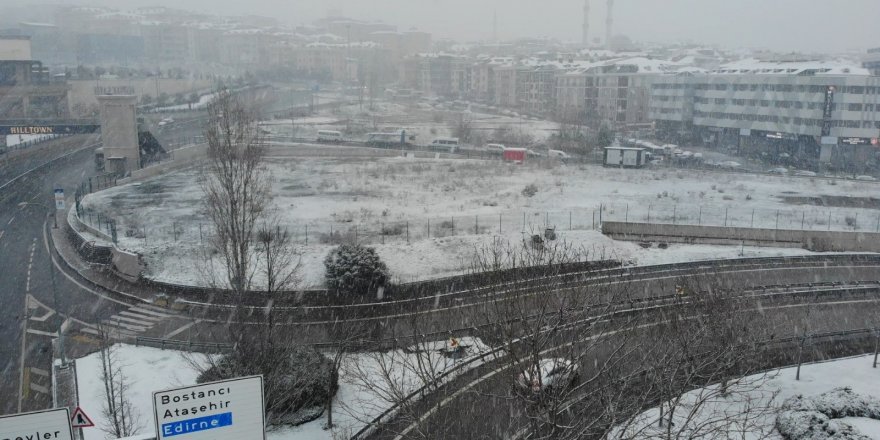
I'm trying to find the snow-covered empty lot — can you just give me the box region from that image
[79,151,880,288]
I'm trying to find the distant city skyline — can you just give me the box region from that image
[10,0,880,53]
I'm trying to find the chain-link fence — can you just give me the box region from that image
[84,207,608,250]
[600,202,880,233]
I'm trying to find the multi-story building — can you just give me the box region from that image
[865,48,880,76]
[141,22,190,66]
[650,60,880,170]
[401,53,469,98]
[0,37,69,121]
[492,63,519,107]
[287,42,392,83]
[554,66,595,120]
[517,64,559,115]
[589,57,667,128]
[219,29,271,67]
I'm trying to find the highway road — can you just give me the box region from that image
[0,136,148,415]
[360,289,880,440]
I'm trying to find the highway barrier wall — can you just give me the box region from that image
[118,143,207,184]
[602,221,880,252]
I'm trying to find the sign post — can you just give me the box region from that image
[153,375,265,440]
[0,408,74,440]
[54,186,64,228]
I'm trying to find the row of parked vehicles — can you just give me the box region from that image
[315,130,574,159]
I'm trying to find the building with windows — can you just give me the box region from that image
[589,57,669,128]
[650,60,880,170]
[0,37,69,156]
[865,48,880,76]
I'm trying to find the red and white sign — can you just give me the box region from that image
[70,407,95,428]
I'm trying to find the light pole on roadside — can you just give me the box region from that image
[18,200,67,367]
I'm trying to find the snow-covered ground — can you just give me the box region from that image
[152,92,217,112]
[77,151,880,288]
[75,339,491,440]
[261,101,560,145]
[616,354,880,439]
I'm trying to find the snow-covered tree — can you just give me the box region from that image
[324,244,389,295]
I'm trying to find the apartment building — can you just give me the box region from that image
[517,64,559,115]
[589,57,667,128]
[650,60,880,169]
[0,37,69,120]
[865,48,880,76]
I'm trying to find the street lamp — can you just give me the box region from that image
[18,201,67,367]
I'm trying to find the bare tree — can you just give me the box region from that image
[467,239,644,440]
[450,112,474,144]
[96,324,141,439]
[193,92,337,427]
[610,276,779,440]
[200,90,270,295]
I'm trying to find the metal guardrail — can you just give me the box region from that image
[170,254,880,312]
[135,336,232,353]
[348,289,880,440]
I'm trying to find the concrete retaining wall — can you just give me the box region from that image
[111,247,145,282]
[602,221,880,252]
[118,143,207,185]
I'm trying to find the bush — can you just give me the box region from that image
[198,346,336,425]
[522,183,538,198]
[324,244,389,295]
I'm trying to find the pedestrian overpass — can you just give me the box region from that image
[0,94,165,174]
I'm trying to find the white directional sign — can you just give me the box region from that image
[152,375,265,440]
[0,408,74,440]
[53,187,65,210]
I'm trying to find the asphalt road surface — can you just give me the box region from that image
[0,136,131,415]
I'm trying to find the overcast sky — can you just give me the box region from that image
[19,0,880,53]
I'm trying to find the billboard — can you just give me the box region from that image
[153,375,265,440]
[0,408,74,440]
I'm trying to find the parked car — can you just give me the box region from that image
[793,170,817,177]
[485,143,507,154]
[855,175,878,181]
[514,358,579,393]
[548,149,572,161]
[526,149,544,158]
[769,167,789,174]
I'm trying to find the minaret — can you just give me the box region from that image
[605,0,614,47]
[493,9,498,43]
[582,0,590,47]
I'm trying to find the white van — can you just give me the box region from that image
[317,130,343,143]
[429,137,459,153]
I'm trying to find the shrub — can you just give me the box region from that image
[324,244,389,295]
[522,183,538,198]
[198,346,336,425]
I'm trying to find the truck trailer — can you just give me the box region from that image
[603,146,647,168]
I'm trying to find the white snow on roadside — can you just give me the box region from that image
[74,340,493,440]
[75,345,207,440]
[617,354,880,439]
